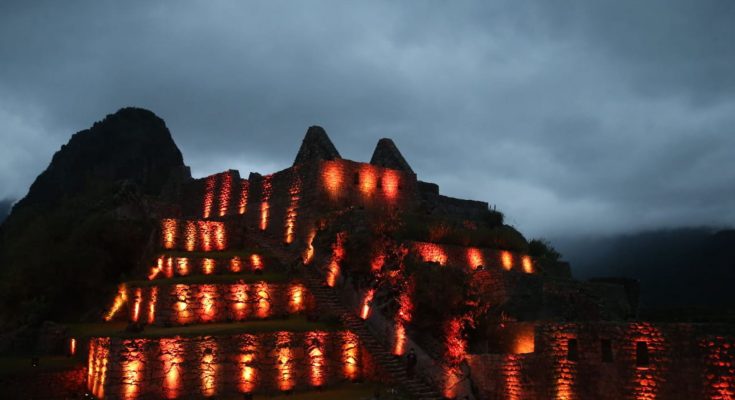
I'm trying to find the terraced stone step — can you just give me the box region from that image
[107,279,313,326]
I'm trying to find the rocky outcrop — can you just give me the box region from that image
[293,125,341,165]
[11,107,186,213]
[0,108,188,332]
[370,138,414,173]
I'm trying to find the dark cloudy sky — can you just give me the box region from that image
[1,0,734,238]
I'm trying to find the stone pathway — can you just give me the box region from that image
[252,235,445,400]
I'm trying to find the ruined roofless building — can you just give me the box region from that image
[88,126,734,400]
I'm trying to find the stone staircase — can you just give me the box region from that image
[252,236,445,400]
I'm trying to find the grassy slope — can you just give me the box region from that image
[66,315,339,339]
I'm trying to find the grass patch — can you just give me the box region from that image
[65,316,339,339]
[160,249,272,260]
[0,356,83,376]
[126,273,290,287]
[219,382,413,400]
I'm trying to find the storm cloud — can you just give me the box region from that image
[1,0,734,238]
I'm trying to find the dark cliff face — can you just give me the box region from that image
[0,108,186,332]
[11,107,184,213]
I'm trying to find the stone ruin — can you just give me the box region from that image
[83,127,734,399]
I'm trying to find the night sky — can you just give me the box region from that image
[1,1,734,239]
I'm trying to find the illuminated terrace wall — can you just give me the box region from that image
[466,322,735,400]
[408,241,535,273]
[179,170,245,219]
[128,282,314,326]
[87,331,376,399]
[159,219,231,251]
[146,255,267,280]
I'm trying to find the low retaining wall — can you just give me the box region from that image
[87,331,376,399]
[127,282,314,326]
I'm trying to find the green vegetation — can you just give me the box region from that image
[529,239,562,262]
[220,383,412,400]
[160,248,271,260]
[126,273,290,287]
[397,213,528,252]
[66,316,340,339]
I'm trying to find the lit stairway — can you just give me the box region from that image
[252,235,445,400]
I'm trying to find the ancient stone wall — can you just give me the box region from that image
[467,322,735,400]
[159,218,237,252]
[408,240,535,272]
[87,331,376,399]
[125,282,313,326]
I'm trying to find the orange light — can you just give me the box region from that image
[251,254,263,272]
[104,284,128,322]
[199,339,219,397]
[160,338,183,399]
[165,257,174,278]
[382,169,400,200]
[203,175,216,219]
[445,318,467,366]
[238,180,249,215]
[326,232,347,287]
[148,287,158,324]
[322,162,343,199]
[467,248,485,270]
[444,366,463,399]
[275,332,294,391]
[289,284,305,313]
[359,165,377,196]
[393,289,413,356]
[88,338,110,399]
[513,332,535,354]
[303,229,316,265]
[342,331,360,381]
[230,284,249,321]
[306,331,327,387]
[394,323,406,356]
[161,218,178,250]
[501,251,513,271]
[285,175,301,244]
[121,339,145,400]
[214,222,227,251]
[176,257,190,276]
[326,260,340,288]
[550,332,577,400]
[503,354,523,400]
[185,221,197,252]
[148,256,164,280]
[174,284,192,324]
[238,335,258,393]
[702,336,735,400]
[199,221,212,252]
[628,323,664,400]
[131,288,143,323]
[522,256,534,274]
[203,258,215,275]
[69,338,76,356]
[370,252,385,273]
[260,175,272,231]
[230,256,243,273]
[360,289,375,320]
[416,242,447,265]
[218,173,232,217]
[199,285,217,323]
[255,282,271,319]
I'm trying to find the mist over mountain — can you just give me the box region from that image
[551,227,735,311]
